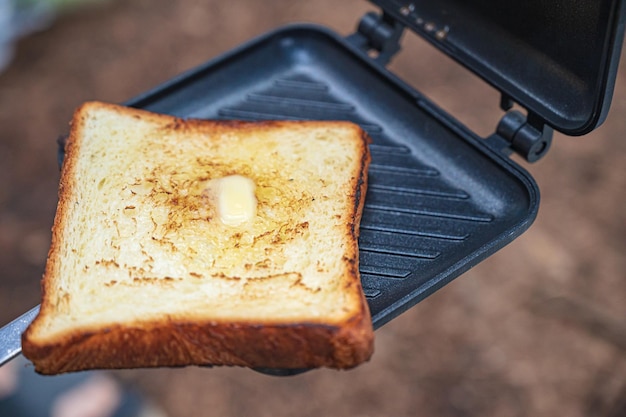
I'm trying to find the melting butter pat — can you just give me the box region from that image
[216,175,257,227]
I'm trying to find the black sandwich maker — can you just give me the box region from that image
[1,0,624,371]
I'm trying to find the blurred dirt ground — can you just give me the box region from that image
[1,1,625,416]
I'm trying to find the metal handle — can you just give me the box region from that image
[0,305,39,367]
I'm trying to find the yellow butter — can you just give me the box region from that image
[216,175,257,227]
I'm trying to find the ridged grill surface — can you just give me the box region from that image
[0,28,536,363]
[211,73,493,322]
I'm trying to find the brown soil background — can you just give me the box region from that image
[1,1,625,416]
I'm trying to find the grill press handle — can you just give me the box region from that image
[0,305,39,367]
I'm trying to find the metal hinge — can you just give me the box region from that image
[485,95,553,163]
[346,11,406,66]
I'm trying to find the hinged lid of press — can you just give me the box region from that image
[369,0,626,136]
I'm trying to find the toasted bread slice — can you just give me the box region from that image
[22,101,373,374]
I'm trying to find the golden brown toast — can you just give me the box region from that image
[21,101,373,374]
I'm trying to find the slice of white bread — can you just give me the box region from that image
[21,101,373,374]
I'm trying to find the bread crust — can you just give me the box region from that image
[22,101,373,374]
[22,313,373,374]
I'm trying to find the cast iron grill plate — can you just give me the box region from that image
[0,24,540,368]
[125,25,538,329]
